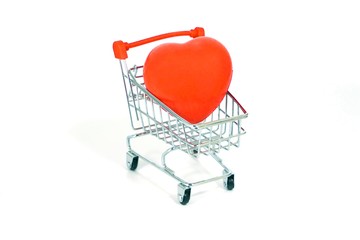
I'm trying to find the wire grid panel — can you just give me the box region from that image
[125,66,246,158]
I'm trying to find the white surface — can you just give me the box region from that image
[1,0,359,239]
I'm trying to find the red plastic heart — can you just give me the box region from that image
[143,36,232,124]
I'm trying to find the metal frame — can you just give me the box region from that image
[119,59,248,204]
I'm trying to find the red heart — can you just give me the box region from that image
[143,36,232,124]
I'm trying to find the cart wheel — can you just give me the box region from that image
[224,173,235,191]
[178,183,191,205]
[126,151,139,171]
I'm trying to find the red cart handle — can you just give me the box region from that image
[113,27,205,59]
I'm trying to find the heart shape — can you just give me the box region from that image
[143,36,232,124]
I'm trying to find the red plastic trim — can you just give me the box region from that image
[113,27,205,59]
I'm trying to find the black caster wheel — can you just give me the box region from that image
[178,183,191,205]
[224,172,235,191]
[126,151,139,171]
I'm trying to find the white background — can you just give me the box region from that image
[1,0,359,239]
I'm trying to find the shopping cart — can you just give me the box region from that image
[113,27,248,205]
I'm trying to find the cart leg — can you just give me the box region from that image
[125,131,150,171]
[161,146,178,173]
[210,153,235,190]
[126,131,150,151]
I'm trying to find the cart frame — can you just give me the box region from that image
[113,27,248,205]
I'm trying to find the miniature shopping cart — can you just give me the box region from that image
[113,27,248,205]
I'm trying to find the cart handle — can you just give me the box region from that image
[113,27,205,59]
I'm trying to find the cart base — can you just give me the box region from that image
[126,131,236,205]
